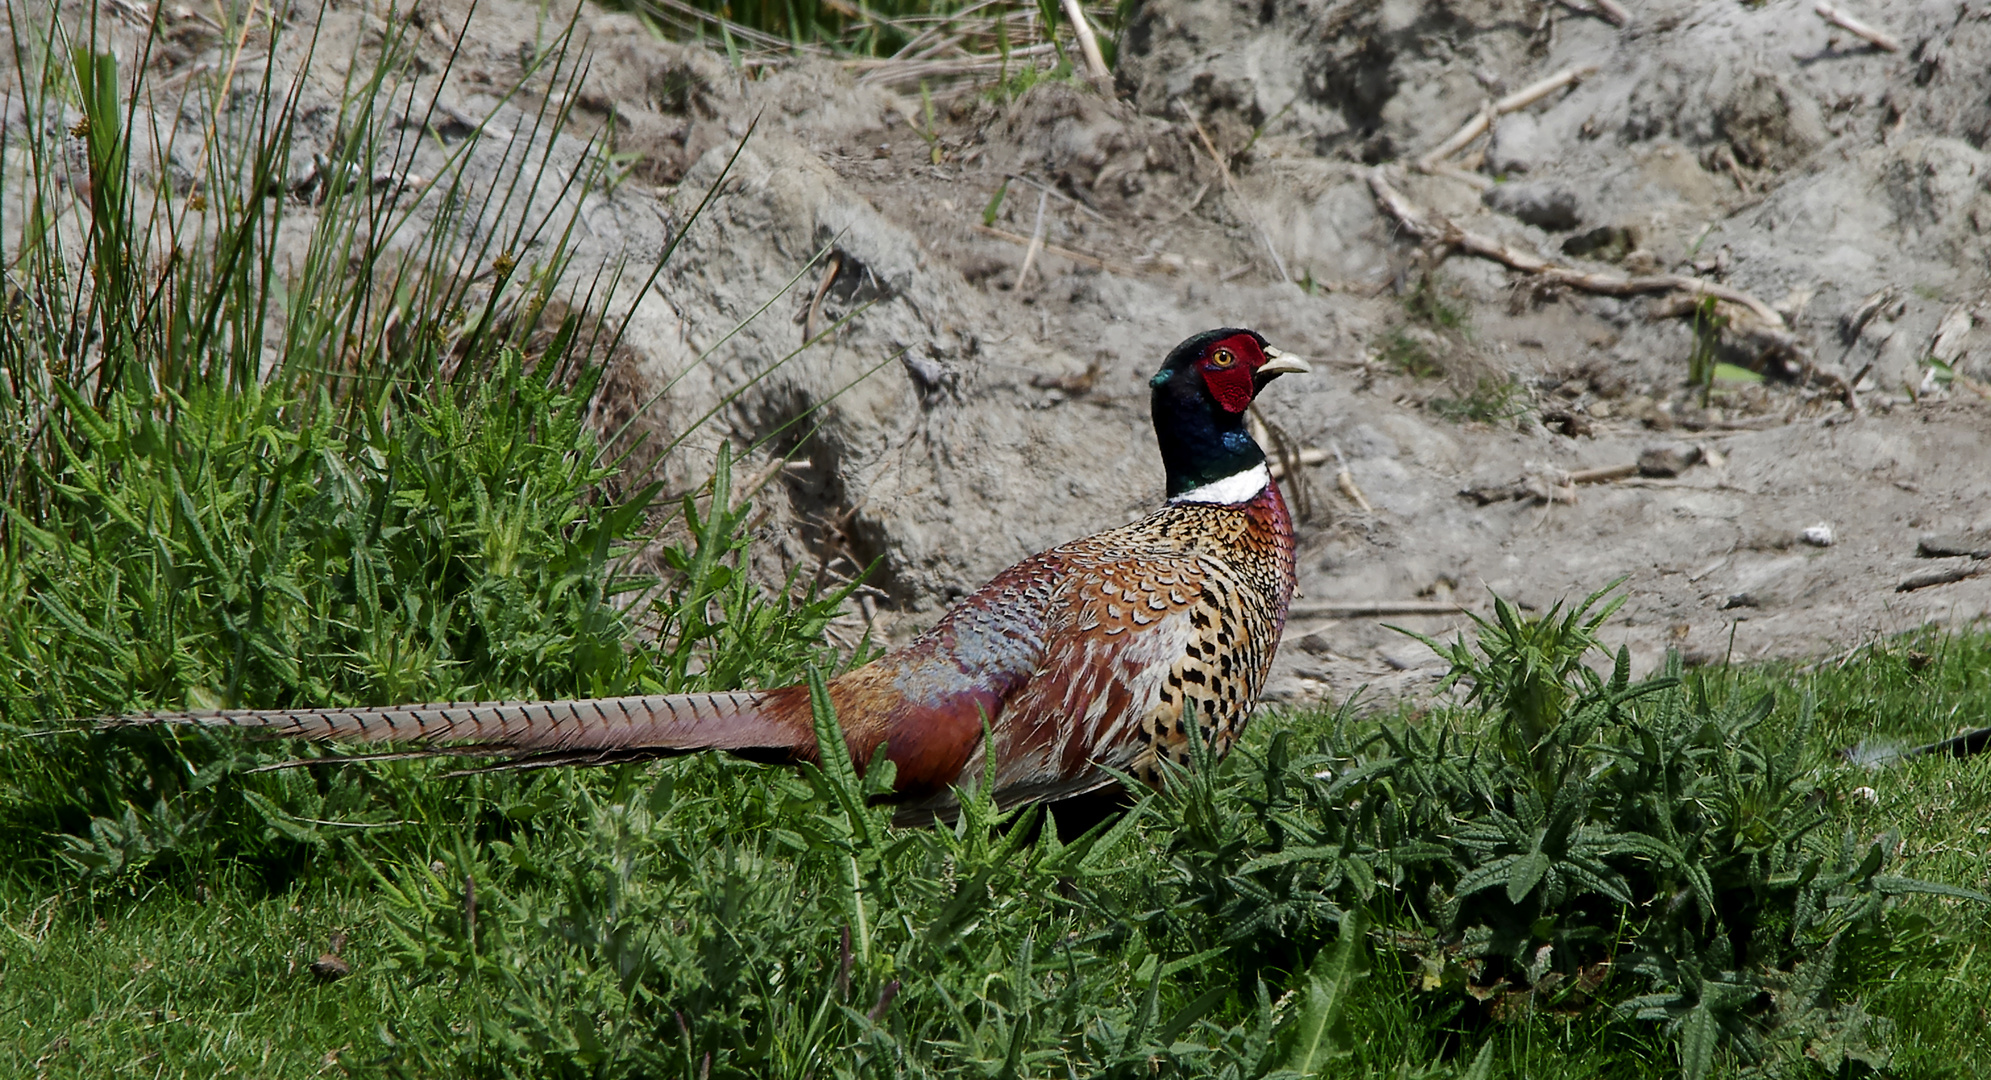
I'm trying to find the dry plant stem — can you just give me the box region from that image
[647,0,830,54]
[1002,173,1110,223]
[1288,600,1467,618]
[847,42,1055,66]
[1258,443,1329,478]
[1593,0,1633,26]
[888,0,1003,60]
[1181,104,1292,283]
[1567,463,1639,485]
[1336,469,1374,513]
[1815,1,1901,52]
[803,252,842,343]
[1059,0,1114,91]
[1415,64,1599,173]
[1368,169,1799,346]
[1418,99,1495,172]
[1556,0,1631,27]
[1330,442,1374,513]
[971,225,1146,276]
[172,0,263,237]
[732,458,811,514]
[1246,409,1271,456]
[851,43,1056,85]
[1428,161,1494,191]
[1013,190,1050,290]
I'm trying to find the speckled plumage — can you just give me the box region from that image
[836,470,1297,817]
[102,329,1309,820]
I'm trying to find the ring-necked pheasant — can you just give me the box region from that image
[107,329,1309,819]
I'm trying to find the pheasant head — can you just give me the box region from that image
[1148,328,1310,499]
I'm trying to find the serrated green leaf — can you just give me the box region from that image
[1274,910,1367,1075]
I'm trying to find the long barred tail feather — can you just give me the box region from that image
[104,690,817,761]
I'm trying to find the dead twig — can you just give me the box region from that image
[1415,64,1598,174]
[1288,600,1468,619]
[803,252,843,344]
[1179,101,1293,283]
[1058,0,1114,91]
[971,224,1145,277]
[1337,469,1375,512]
[1567,463,1639,485]
[1264,446,1330,480]
[732,458,811,514]
[1330,443,1374,513]
[1555,0,1631,27]
[1835,361,1872,414]
[1427,160,1495,191]
[1815,1,1901,53]
[1368,169,1812,366]
[1419,100,1496,174]
[851,43,1057,86]
[999,173,1110,223]
[1013,190,1050,290]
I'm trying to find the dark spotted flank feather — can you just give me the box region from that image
[103,329,1310,818]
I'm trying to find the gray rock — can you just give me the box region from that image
[1918,533,1991,559]
[1715,71,1825,171]
[1483,182,1583,231]
[1638,443,1703,477]
[1486,113,1543,175]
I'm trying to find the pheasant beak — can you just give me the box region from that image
[1257,346,1311,377]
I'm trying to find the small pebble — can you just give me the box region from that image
[1800,523,1834,547]
[1638,443,1702,477]
[310,954,352,981]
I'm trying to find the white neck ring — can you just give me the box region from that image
[1170,463,1270,505]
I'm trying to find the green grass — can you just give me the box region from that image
[1432,373,1528,425]
[1380,326,1446,379]
[5,631,1991,1078]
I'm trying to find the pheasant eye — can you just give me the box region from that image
[1207,348,1236,369]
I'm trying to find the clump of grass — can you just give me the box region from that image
[1686,295,1728,406]
[1433,373,1529,425]
[1379,327,1445,379]
[1156,585,1989,1080]
[0,2,855,883]
[1379,275,1473,381]
[1402,274,1471,331]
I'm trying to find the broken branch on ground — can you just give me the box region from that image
[971,223,1147,277]
[1556,0,1631,27]
[1367,168,1850,402]
[1814,1,1901,53]
[1415,64,1598,174]
[1288,600,1467,619]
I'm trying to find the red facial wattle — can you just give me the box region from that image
[1198,333,1265,413]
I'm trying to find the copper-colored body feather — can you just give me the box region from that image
[107,329,1308,817]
